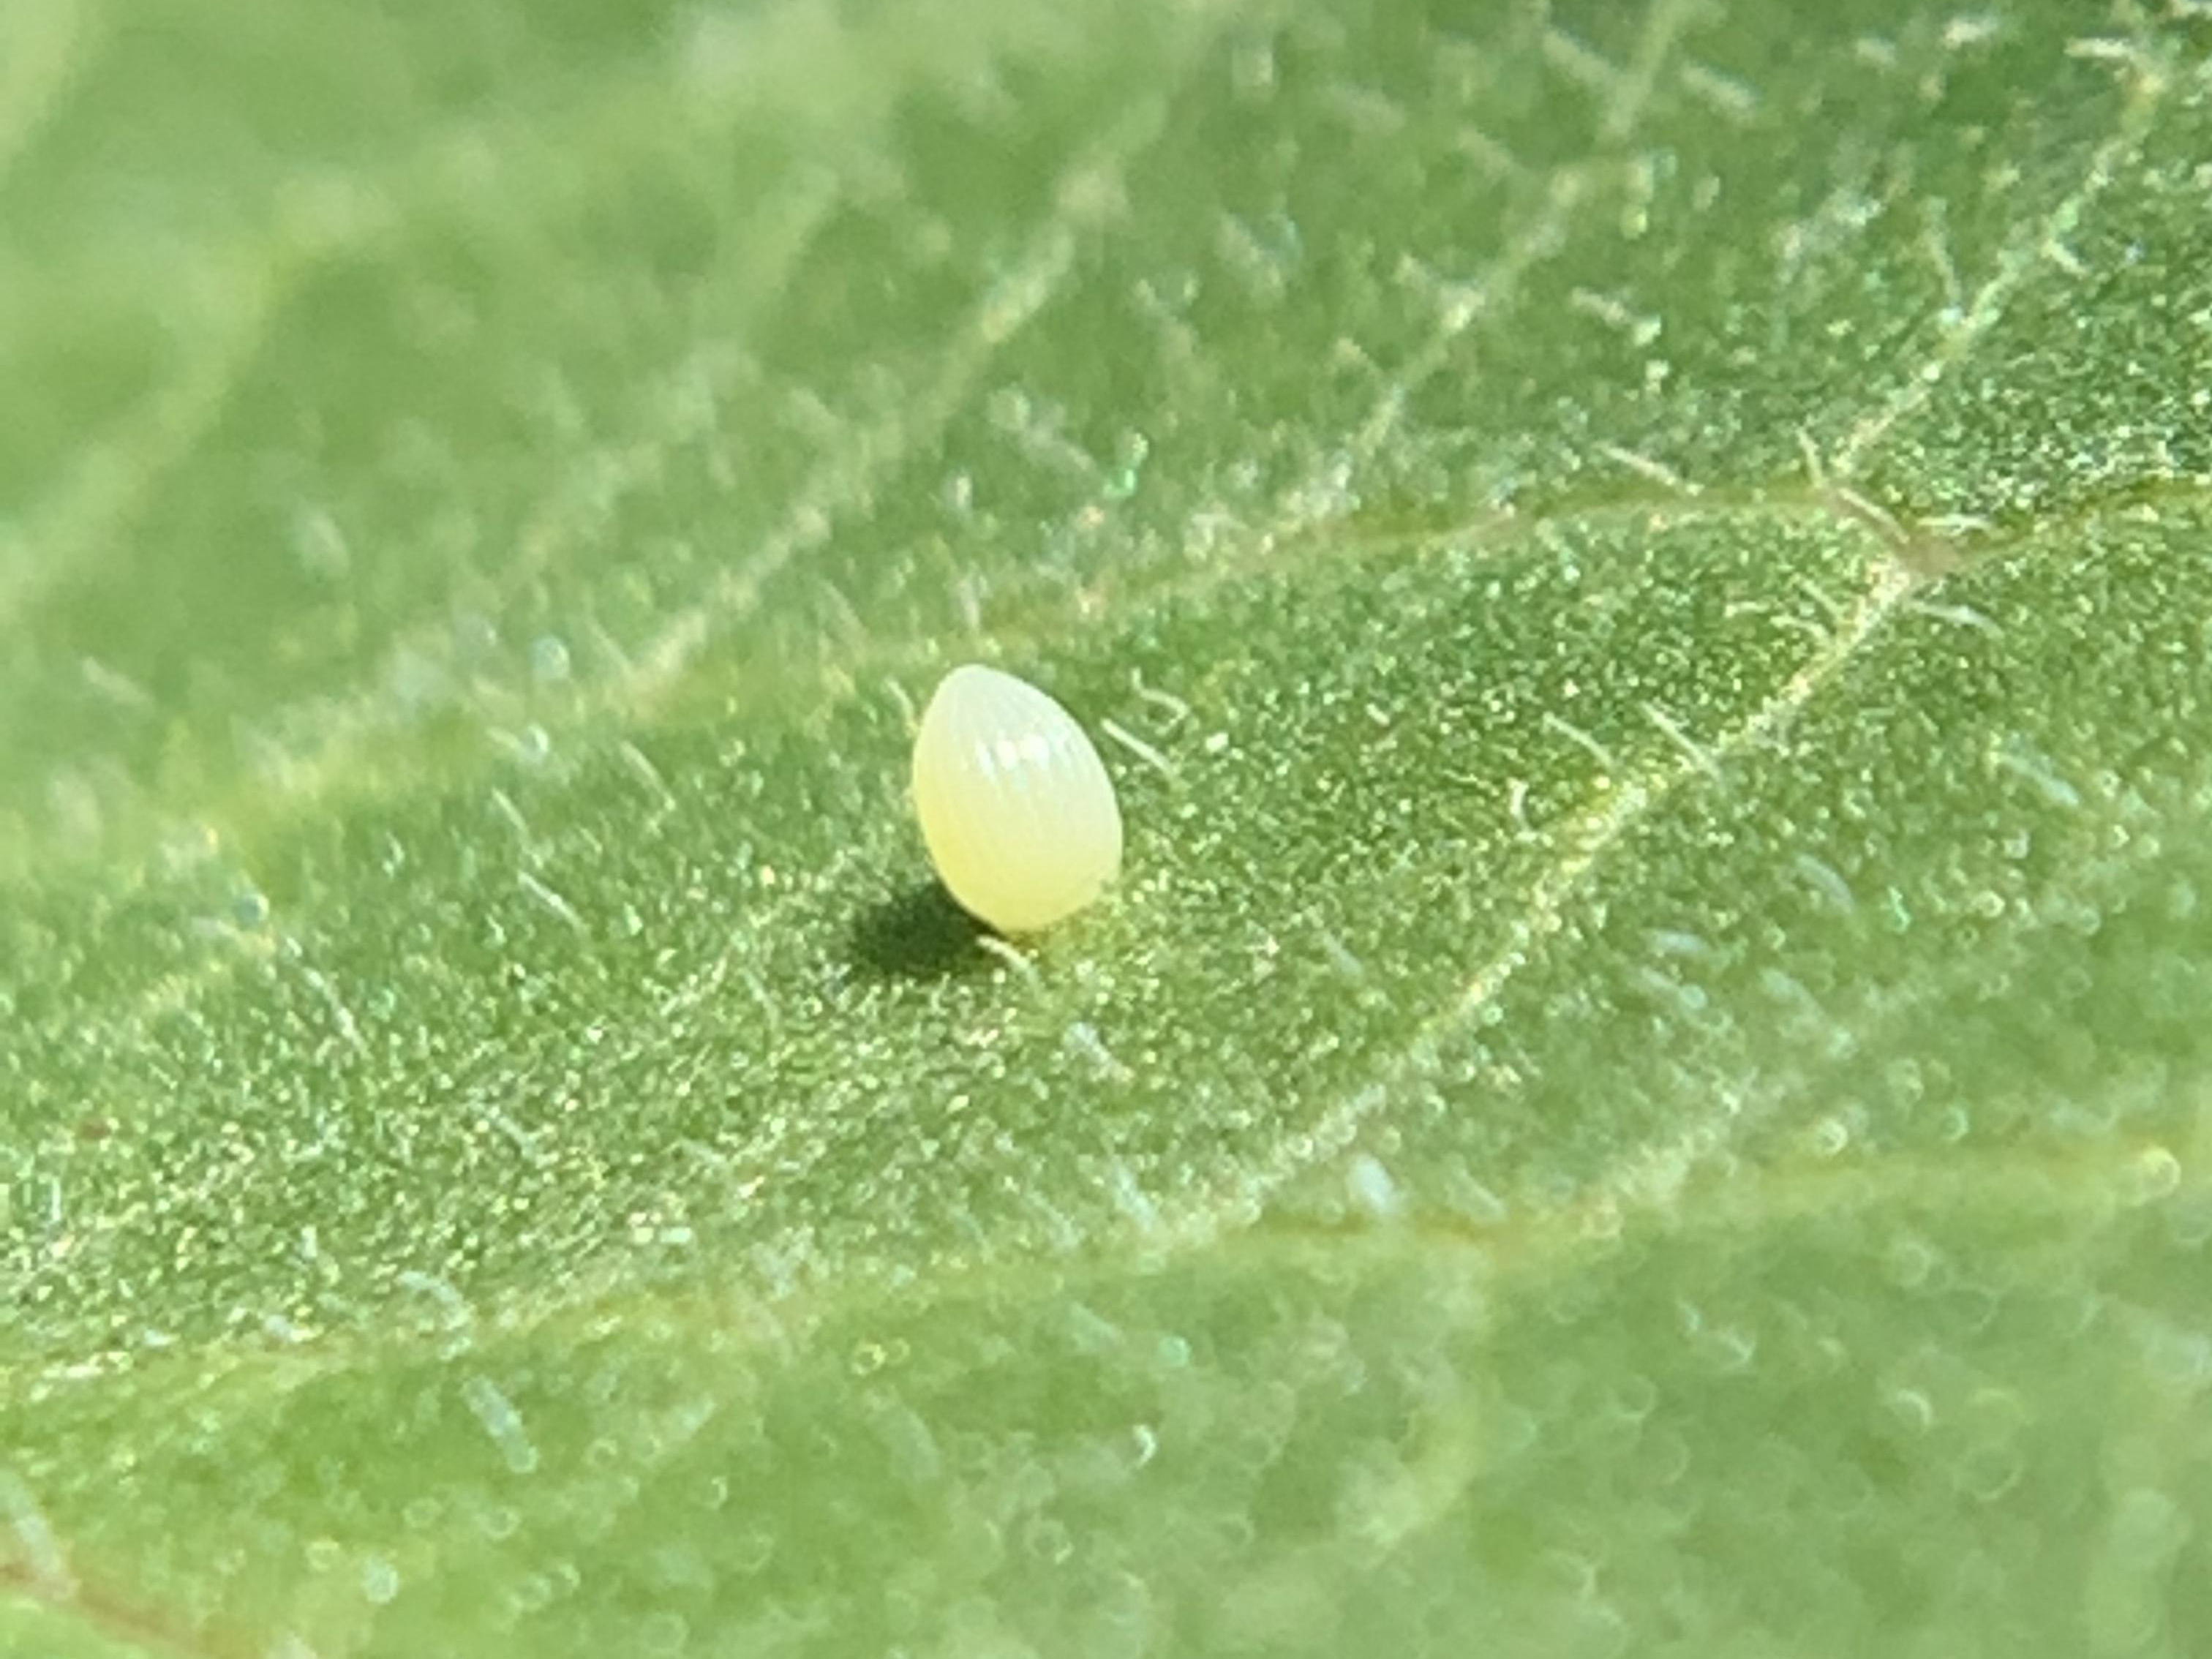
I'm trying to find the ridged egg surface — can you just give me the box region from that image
[911,663,1123,934]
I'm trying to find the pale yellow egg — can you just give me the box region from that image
[911,663,1123,933]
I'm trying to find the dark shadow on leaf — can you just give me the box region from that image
[849,881,994,981]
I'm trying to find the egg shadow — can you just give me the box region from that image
[849,880,996,982]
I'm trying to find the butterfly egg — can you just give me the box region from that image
[911,663,1123,935]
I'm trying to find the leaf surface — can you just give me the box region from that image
[4,1,2211,1654]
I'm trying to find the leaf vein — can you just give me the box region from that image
[1211,549,1918,1227]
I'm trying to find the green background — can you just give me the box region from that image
[4,0,2211,1652]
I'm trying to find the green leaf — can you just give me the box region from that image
[6,0,2211,1654]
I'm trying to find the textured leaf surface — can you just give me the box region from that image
[4,1,2211,1655]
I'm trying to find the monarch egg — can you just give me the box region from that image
[911,663,1123,934]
